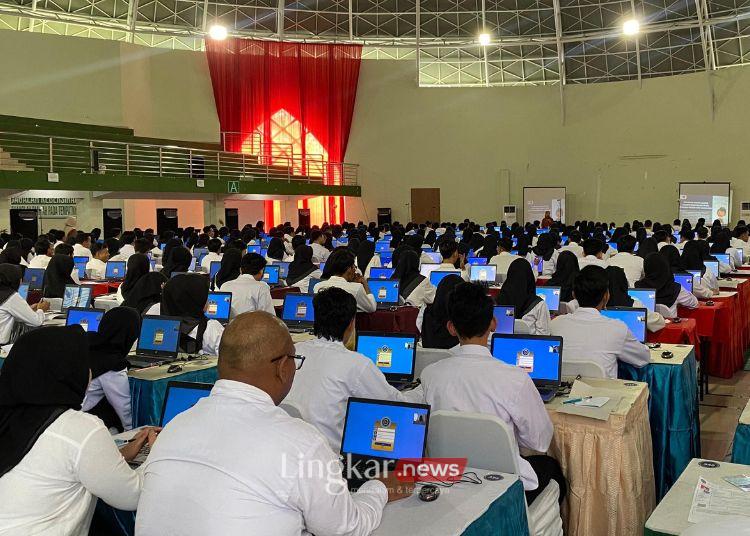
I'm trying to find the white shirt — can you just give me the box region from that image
[559,243,584,258]
[578,255,609,269]
[607,252,644,287]
[403,277,436,308]
[525,250,558,277]
[72,243,92,260]
[437,262,469,282]
[200,251,222,270]
[286,338,408,451]
[489,252,524,279]
[0,410,142,536]
[421,344,553,490]
[565,299,666,332]
[135,380,387,536]
[288,269,323,294]
[549,307,651,378]
[85,258,107,280]
[731,237,750,259]
[0,292,44,345]
[219,274,275,317]
[310,242,330,263]
[28,254,51,269]
[515,300,551,335]
[118,244,136,260]
[663,287,699,318]
[144,303,224,355]
[314,276,377,313]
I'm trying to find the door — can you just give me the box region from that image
[411,188,440,223]
[9,209,39,238]
[156,208,179,235]
[103,208,123,238]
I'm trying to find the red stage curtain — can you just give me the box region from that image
[205,38,362,227]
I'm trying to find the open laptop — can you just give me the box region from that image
[281,293,315,333]
[205,291,232,324]
[247,245,262,254]
[490,333,563,402]
[714,253,731,268]
[430,270,461,287]
[340,397,430,490]
[105,261,126,281]
[18,282,29,301]
[23,268,45,290]
[318,262,326,274]
[704,260,720,278]
[370,267,395,280]
[355,332,417,386]
[422,251,442,264]
[535,286,562,314]
[262,265,281,286]
[188,257,198,272]
[738,249,745,266]
[375,241,391,253]
[608,241,619,253]
[276,261,291,279]
[368,279,400,309]
[467,256,488,266]
[627,288,656,312]
[73,256,89,279]
[493,305,515,335]
[674,273,694,294]
[601,306,647,343]
[65,307,105,332]
[419,263,440,278]
[192,248,208,266]
[469,264,497,283]
[127,315,182,368]
[62,285,93,312]
[378,252,393,267]
[209,260,222,283]
[308,278,322,293]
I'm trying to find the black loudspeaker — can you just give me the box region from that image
[377,208,392,226]
[225,208,239,230]
[156,208,178,235]
[102,208,123,239]
[298,208,311,228]
[10,209,39,238]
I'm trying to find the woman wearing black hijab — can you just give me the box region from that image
[636,252,697,317]
[285,245,322,293]
[710,229,738,270]
[0,264,47,346]
[161,274,223,355]
[529,233,558,276]
[160,237,183,268]
[81,307,141,431]
[0,247,23,266]
[682,240,718,297]
[606,266,635,307]
[420,274,462,349]
[0,326,154,534]
[160,246,192,279]
[356,239,377,276]
[496,258,550,335]
[266,237,290,262]
[479,235,498,262]
[122,271,168,315]
[547,251,579,303]
[660,245,686,275]
[637,237,659,259]
[118,253,150,303]
[214,248,242,290]
[393,249,434,307]
[42,254,75,299]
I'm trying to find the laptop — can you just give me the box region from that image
[65,307,105,332]
[535,286,562,314]
[601,306,648,343]
[469,264,497,283]
[489,334,563,402]
[18,283,29,301]
[430,270,461,287]
[262,265,281,286]
[738,249,745,265]
[105,261,126,281]
[127,315,182,368]
[276,261,291,279]
[62,285,93,312]
[209,260,222,282]
[493,305,515,334]
[188,257,197,272]
[533,257,544,276]
[318,262,326,274]
[355,332,417,386]
[368,279,400,309]
[627,288,656,313]
[73,256,89,279]
[334,237,349,247]
[24,268,45,290]
[608,241,619,252]
[340,398,431,490]
[674,273,694,294]
[260,248,268,258]
[467,256,488,266]
[705,260,720,278]
[378,252,393,267]
[192,248,208,265]
[375,241,391,253]
[308,278,322,293]
[247,245,262,254]
[281,293,315,333]
[419,263,440,278]
[714,253,731,268]
[422,251,442,264]
[370,267,395,280]
[205,291,232,324]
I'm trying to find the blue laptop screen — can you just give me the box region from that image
[430,270,460,287]
[467,257,488,266]
[138,318,181,353]
[192,248,208,263]
[490,335,561,381]
[23,268,45,287]
[276,262,290,279]
[209,261,222,282]
[375,241,391,253]
[18,283,29,300]
[262,265,281,285]
[73,257,88,279]
[105,261,126,279]
[423,252,442,263]
[370,267,395,279]
[356,334,416,375]
[247,245,262,254]
[627,289,656,312]
[714,253,730,267]
[341,400,429,460]
[379,253,393,267]
[601,308,647,343]
[674,273,694,293]
[493,305,515,334]
[63,286,92,310]
[369,279,399,304]
[470,264,496,282]
[704,261,719,278]
[66,309,104,332]
[282,294,315,323]
[160,385,211,427]
[206,292,231,321]
[536,286,561,312]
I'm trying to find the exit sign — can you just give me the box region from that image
[227,180,240,193]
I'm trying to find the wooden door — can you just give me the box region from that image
[411,188,441,223]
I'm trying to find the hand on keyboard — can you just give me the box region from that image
[119,427,161,463]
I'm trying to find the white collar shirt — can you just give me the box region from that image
[607,252,644,287]
[28,255,51,269]
[72,244,92,260]
[218,274,276,317]
[314,276,377,312]
[200,251,222,270]
[0,292,45,346]
[310,242,330,263]
[85,258,107,280]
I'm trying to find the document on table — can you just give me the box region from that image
[557,381,621,421]
[688,477,750,524]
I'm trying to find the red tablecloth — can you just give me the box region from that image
[356,307,419,334]
[678,300,741,378]
[80,281,119,297]
[646,318,701,359]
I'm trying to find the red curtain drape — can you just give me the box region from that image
[205,38,362,227]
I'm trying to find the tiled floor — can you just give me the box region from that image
[700,372,750,461]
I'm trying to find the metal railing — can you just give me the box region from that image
[0,130,359,186]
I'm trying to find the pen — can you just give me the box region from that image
[563,396,592,405]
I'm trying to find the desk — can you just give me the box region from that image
[646,319,700,358]
[94,295,120,311]
[356,307,420,334]
[645,458,750,536]
[546,378,655,536]
[81,281,120,297]
[619,344,700,500]
[731,399,750,465]
[678,300,739,379]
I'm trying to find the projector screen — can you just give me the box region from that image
[678,183,731,225]
[523,187,566,224]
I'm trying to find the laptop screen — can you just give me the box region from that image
[608,241,619,252]
[674,273,694,293]
[206,292,232,321]
[430,270,461,287]
[276,261,290,279]
[601,307,647,343]
[209,261,222,282]
[247,245,262,254]
[73,256,88,279]
[490,334,563,385]
[18,283,29,300]
[704,261,719,278]
[368,279,400,305]
[493,305,515,334]
[470,264,497,282]
[192,248,208,263]
[627,288,656,312]
[356,333,417,383]
[188,257,197,272]
[137,316,181,356]
[66,308,105,332]
[714,253,730,267]
[340,398,430,461]
[738,249,745,265]
[370,267,395,280]
[467,256,488,266]
[535,286,561,313]
[422,252,442,264]
[308,278,322,292]
[375,241,391,253]
[105,261,126,280]
[379,252,393,267]
[24,268,45,289]
[419,263,440,278]
[262,265,281,285]
[63,285,92,310]
[159,382,212,427]
[282,294,315,325]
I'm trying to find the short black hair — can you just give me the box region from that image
[680,229,695,241]
[573,265,609,308]
[653,230,668,244]
[735,225,749,237]
[583,238,604,257]
[34,238,51,255]
[313,287,357,341]
[568,230,582,244]
[498,237,513,252]
[54,243,74,256]
[447,282,494,339]
[75,232,90,244]
[439,239,458,260]
[241,253,267,276]
[208,238,223,253]
[91,242,108,257]
[310,230,323,243]
[120,231,135,245]
[697,227,709,239]
[325,248,356,277]
[618,235,637,253]
[134,238,151,254]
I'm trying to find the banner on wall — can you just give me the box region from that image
[10,197,78,219]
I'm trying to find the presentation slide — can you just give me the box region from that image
[523,187,566,223]
[678,183,731,225]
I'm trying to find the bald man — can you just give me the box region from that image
[135,312,411,536]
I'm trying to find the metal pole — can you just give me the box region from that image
[217,151,221,180]
[48,137,54,172]
[630,0,642,88]
[415,0,421,85]
[552,0,566,124]
[158,147,163,176]
[126,144,130,175]
[694,0,716,120]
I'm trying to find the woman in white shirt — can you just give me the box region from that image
[0,265,49,347]
[682,241,719,298]
[285,245,322,294]
[266,237,293,264]
[636,252,698,319]
[495,258,551,335]
[393,249,436,308]
[526,233,558,277]
[0,325,156,536]
[606,265,665,332]
[355,240,380,278]
[115,253,151,305]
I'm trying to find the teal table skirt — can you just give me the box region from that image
[619,350,701,501]
[731,423,750,464]
[129,367,218,428]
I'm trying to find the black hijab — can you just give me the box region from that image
[122,271,168,314]
[160,246,192,278]
[532,233,556,262]
[120,253,150,298]
[215,248,242,289]
[606,266,634,307]
[421,274,462,349]
[161,238,182,266]
[267,237,286,261]
[43,255,75,298]
[87,307,141,378]
[636,252,681,307]
[480,235,498,261]
[547,251,579,303]
[0,326,89,478]
[0,248,23,266]
[516,235,530,256]
[696,239,717,262]
[161,274,209,354]
[710,230,732,254]
[0,264,22,306]
[660,245,685,274]
[286,245,317,286]
[496,258,541,316]
[356,240,375,273]
[681,241,706,276]
[393,249,424,299]
[637,237,659,259]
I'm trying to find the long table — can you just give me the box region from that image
[731,398,750,465]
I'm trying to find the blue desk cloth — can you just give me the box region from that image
[731,423,750,464]
[619,349,701,501]
[129,367,218,428]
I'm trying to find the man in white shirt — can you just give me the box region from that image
[218,253,275,317]
[420,282,564,505]
[85,242,110,280]
[607,235,644,287]
[136,312,411,536]
[654,229,672,251]
[437,240,469,281]
[309,230,330,263]
[286,287,410,451]
[578,238,609,269]
[731,225,750,261]
[489,237,523,280]
[72,233,93,260]
[28,239,53,269]
[675,228,694,251]
[314,249,377,312]
[200,238,223,271]
[550,265,651,378]
[559,231,584,258]
[117,232,136,260]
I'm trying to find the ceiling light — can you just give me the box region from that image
[208,24,228,40]
[623,19,640,36]
[478,33,491,46]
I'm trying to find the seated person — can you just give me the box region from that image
[526,233,558,277]
[675,228,694,251]
[437,239,469,281]
[285,288,410,451]
[285,245,322,294]
[710,229,739,272]
[653,229,672,250]
[72,232,92,260]
[28,238,53,269]
[495,258,551,335]
[684,240,719,294]
[355,239,381,279]
[309,230,331,263]
[547,250,579,305]
[135,312,409,535]
[122,271,168,315]
[42,254,77,299]
[314,249,377,313]
[0,265,48,348]
[550,265,651,378]
[636,252,698,318]
[218,253,275,317]
[393,249,435,307]
[418,274,463,349]
[600,266,665,332]
[489,237,523,280]
[200,238,223,270]
[577,238,609,269]
[420,283,565,504]
[85,241,109,280]
[731,225,750,260]
[559,230,584,258]
[116,254,150,304]
[607,235,644,287]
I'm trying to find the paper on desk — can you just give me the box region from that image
[688,477,750,524]
[557,381,621,421]
[576,396,609,408]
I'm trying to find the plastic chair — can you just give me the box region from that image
[414,347,452,378]
[561,360,607,379]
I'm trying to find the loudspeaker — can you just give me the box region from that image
[298,208,311,228]
[102,208,123,239]
[156,208,178,235]
[10,209,39,238]
[225,208,239,230]
[377,208,392,226]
